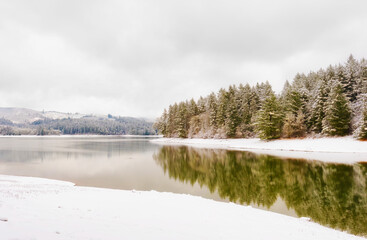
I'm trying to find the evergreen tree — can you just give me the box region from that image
[282,110,306,138]
[322,82,351,136]
[153,109,167,136]
[207,92,218,128]
[255,94,284,140]
[285,91,303,115]
[167,103,179,137]
[358,59,367,95]
[255,81,274,105]
[177,102,188,138]
[187,98,199,117]
[237,84,253,125]
[358,105,367,139]
[225,85,240,137]
[197,96,206,114]
[344,55,359,102]
[216,88,228,127]
[310,79,329,133]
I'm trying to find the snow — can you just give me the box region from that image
[0,175,364,240]
[151,136,367,163]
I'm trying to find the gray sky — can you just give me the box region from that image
[1,0,367,118]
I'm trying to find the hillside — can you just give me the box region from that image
[0,108,155,135]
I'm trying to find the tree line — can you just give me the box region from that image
[0,116,156,135]
[154,55,367,139]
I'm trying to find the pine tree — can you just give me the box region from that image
[344,54,359,102]
[153,109,167,136]
[255,94,284,140]
[310,79,329,133]
[322,82,351,136]
[187,98,199,117]
[197,96,206,114]
[256,81,274,105]
[177,102,188,138]
[167,103,179,137]
[358,104,367,139]
[281,88,307,137]
[282,110,306,138]
[236,84,255,137]
[216,88,228,127]
[237,84,253,124]
[358,59,367,95]
[207,92,218,128]
[225,85,240,137]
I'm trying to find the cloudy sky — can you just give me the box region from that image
[1,0,367,118]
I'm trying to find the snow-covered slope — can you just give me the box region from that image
[0,107,44,124]
[0,175,363,240]
[0,107,86,124]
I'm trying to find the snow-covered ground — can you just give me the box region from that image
[151,137,367,163]
[0,175,364,240]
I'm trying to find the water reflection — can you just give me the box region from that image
[0,137,224,201]
[153,146,367,236]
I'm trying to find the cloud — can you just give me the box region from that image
[0,0,367,118]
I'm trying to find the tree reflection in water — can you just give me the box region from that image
[153,146,367,236]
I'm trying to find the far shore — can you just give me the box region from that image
[0,134,162,138]
[151,137,367,164]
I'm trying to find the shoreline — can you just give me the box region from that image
[151,137,367,164]
[0,174,364,240]
[0,134,162,138]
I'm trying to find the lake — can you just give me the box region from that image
[0,136,366,236]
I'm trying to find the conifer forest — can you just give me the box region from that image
[154,55,367,140]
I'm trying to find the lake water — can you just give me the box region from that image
[0,136,366,236]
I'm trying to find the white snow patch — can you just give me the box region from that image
[151,137,367,163]
[0,175,364,240]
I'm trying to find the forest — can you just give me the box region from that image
[0,116,156,135]
[154,55,367,139]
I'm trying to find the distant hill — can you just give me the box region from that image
[0,108,44,124]
[0,107,87,124]
[0,107,156,135]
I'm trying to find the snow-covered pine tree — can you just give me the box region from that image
[358,58,367,94]
[282,110,306,138]
[236,83,254,136]
[216,88,228,127]
[280,81,307,137]
[358,104,367,139]
[322,82,351,136]
[187,98,199,118]
[207,92,218,129]
[153,108,168,136]
[344,54,359,102]
[177,102,188,138]
[225,85,240,137]
[197,96,207,114]
[255,81,274,105]
[166,103,179,137]
[310,78,329,133]
[254,94,284,140]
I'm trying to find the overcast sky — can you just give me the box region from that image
[1,0,367,118]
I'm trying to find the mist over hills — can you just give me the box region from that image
[0,107,156,135]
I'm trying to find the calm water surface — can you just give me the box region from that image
[0,136,366,236]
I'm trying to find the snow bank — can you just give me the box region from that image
[151,137,367,163]
[0,175,364,240]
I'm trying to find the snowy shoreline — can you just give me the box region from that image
[0,134,161,138]
[0,174,364,240]
[151,137,367,163]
